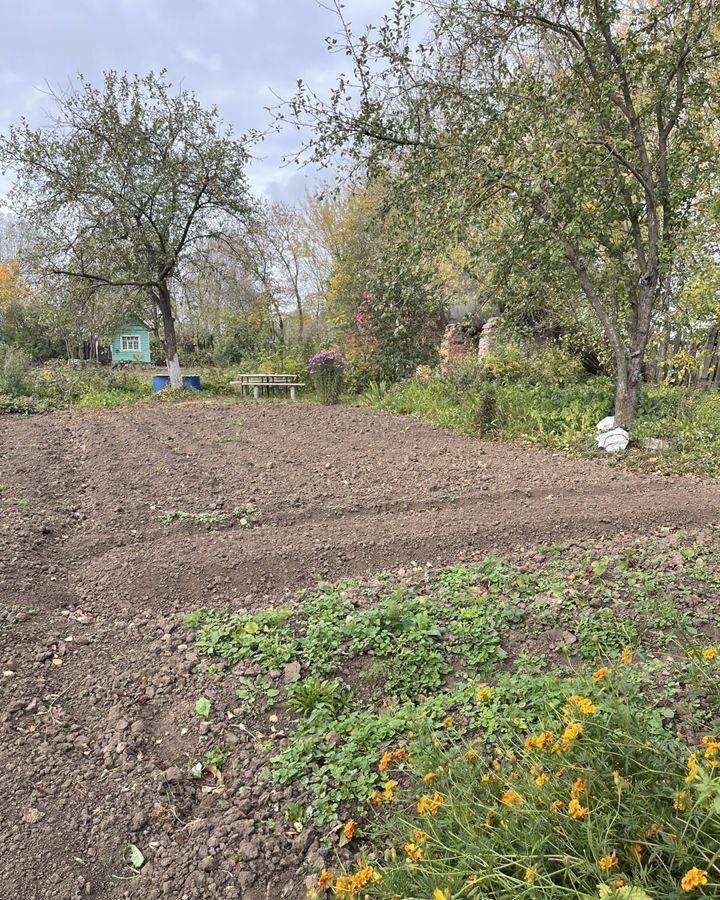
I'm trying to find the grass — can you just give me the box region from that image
[367,372,720,478]
[158,504,260,528]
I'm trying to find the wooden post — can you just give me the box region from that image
[253,385,259,400]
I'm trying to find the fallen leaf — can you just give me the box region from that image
[123,844,145,870]
[51,658,63,666]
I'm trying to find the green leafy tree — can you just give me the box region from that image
[0,71,251,387]
[290,0,720,425]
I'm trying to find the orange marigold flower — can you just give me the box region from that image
[441,715,454,728]
[570,777,586,798]
[621,646,633,664]
[369,789,381,804]
[403,841,423,861]
[317,868,333,889]
[476,687,491,701]
[598,854,617,871]
[704,647,717,660]
[613,881,628,889]
[550,800,564,812]
[352,864,379,888]
[501,789,523,807]
[561,721,583,750]
[681,867,708,891]
[565,695,597,715]
[378,751,393,771]
[592,666,611,681]
[535,772,548,787]
[392,747,406,759]
[465,749,478,761]
[525,730,554,750]
[630,843,644,860]
[568,797,588,819]
[423,771,438,782]
[412,829,430,843]
[342,819,356,841]
[416,792,443,814]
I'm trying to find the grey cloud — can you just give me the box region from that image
[0,0,389,198]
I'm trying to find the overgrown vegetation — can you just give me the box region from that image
[368,365,720,478]
[186,529,720,898]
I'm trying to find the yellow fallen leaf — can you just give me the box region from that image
[51,657,63,666]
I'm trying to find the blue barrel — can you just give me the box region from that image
[183,375,201,391]
[152,375,170,392]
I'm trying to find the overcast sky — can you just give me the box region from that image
[0,0,389,201]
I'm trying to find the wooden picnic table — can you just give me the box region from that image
[229,373,305,400]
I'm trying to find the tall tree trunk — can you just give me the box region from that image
[614,353,640,428]
[157,281,183,389]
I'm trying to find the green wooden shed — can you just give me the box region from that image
[110,318,152,364]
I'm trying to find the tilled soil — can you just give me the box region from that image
[2,401,719,900]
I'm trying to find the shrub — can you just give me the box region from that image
[0,343,35,396]
[309,350,347,404]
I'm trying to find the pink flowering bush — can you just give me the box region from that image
[308,350,346,404]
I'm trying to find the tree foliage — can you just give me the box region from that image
[289,0,720,423]
[0,70,251,386]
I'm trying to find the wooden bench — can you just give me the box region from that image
[230,373,305,400]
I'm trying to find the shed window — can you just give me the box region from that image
[120,334,141,352]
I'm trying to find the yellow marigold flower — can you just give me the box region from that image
[412,829,430,843]
[704,647,717,660]
[565,695,597,715]
[484,814,493,826]
[317,868,333,889]
[369,789,381,804]
[441,715,454,728]
[501,789,523,807]
[598,854,617,871]
[685,752,700,783]
[567,797,588,819]
[465,749,478,761]
[645,822,662,839]
[630,843,644,860]
[383,779,397,800]
[333,874,355,896]
[492,758,501,769]
[550,800,564,812]
[476,687,491,701]
[702,735,720,759]
[535,772,548,787]
[342,819,356,840]
[403,841,423,861]
[423,771,438,782]
[524,867,536,883]
[378,751,392,771]
[621,646,633,665]
[432,890,450,900]
[674,790,689,811]
[561,721,583,750]
[613,880,628,889]
[681,867,708,891]
[592,666,611,681]
[306,890,318,899]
